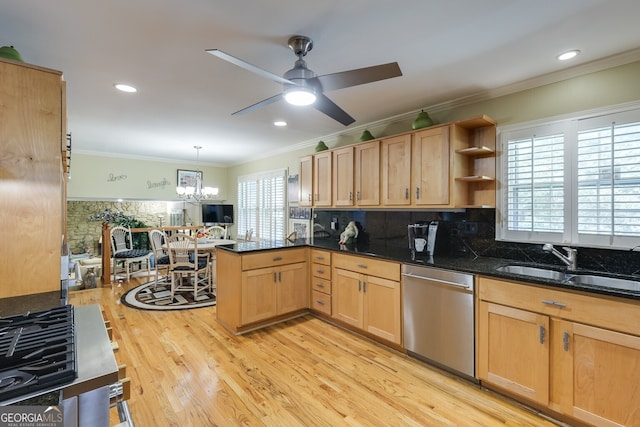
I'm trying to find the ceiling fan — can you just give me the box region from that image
[206,35,402,126]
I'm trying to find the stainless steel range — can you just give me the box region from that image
[0,305,77,403]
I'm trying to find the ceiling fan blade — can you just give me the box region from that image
[232,94,282,116]
[314,62,402,92]
[206,49,294,86]
[314,94,355,126]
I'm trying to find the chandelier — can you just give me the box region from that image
[176,146,219,202]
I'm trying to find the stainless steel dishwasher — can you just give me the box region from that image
[402,264,475,379]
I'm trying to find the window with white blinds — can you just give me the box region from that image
[498,104,640,249]
[237,169,286,241]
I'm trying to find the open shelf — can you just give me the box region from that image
[455,146,495,156]
[455,175,495,182]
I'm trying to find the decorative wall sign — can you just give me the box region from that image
[289,206,311,219]
[177,169,201,187]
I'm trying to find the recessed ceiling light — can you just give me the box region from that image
[274,121,287,127]
[114,83,137,93]
[557,50,580,61]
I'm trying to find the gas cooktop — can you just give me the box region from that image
[0,305,77,403]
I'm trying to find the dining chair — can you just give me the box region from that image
[166,233,211,301]
[148,229,170,289]
[110,225,152,283]
[203,225,227,239]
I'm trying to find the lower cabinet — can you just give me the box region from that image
[332,253,401,345]
[216,248,308,333]
[478,276,640,427]
[242,262,307,324]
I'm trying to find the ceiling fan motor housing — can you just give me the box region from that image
[288,35,313,57]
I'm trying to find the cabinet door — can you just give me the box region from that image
[478,301,550,405]
[354,141,380,206]
[381,134,412,205]
[567,323,640,426]
[241,267,277,324]
[277,262,308,315]
[412,126,450,206]
[363,275,401,344]
[299,155,313,207]
[332,268,363,328]
[332,146,354,207]
[313,151,332,206]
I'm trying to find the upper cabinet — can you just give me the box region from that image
[0,59,66,297]
[299,114,496,209]
[313,151,332,206]
[333,141,380,207]
[298,155,313,207]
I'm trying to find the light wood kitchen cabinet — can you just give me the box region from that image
[332,253,401,345]
[216,248,308,333]
[381,134,412,205]
[0,59,66,298]
[313,151,332,206]
[333,141,380,207]
[332,146,354,206]
[298,155,313,207]
[310,249,332,315]
[451,116,497,208]
[478,276,640,426]
[411,126,451,206]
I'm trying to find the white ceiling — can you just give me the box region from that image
[2,0,640,166]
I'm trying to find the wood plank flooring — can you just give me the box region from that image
[70,283,562,427]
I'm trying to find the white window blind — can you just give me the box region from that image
[237,169,286,241]
[577,111,640,243]
[498,104,640,249]
[503,123,566,241]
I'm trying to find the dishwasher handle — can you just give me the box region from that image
[402,272,473,291]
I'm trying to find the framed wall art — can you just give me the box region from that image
[177,169,201,187]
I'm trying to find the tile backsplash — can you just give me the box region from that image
[313,208,640,276]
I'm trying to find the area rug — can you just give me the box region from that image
[121,281,216,310]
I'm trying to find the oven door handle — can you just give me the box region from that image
[401,273,472,291]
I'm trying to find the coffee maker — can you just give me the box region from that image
[408,221,439,257]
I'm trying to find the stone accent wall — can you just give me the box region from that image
[66,201,168,255]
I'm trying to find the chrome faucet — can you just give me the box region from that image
[542,244,578,270]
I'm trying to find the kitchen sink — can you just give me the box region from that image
[495,264,640,292]
[565,274,640,292]
[495,265,568,281]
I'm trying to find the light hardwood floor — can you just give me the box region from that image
[70,282,562,427]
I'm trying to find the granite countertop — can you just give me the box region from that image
[218,238,640,301]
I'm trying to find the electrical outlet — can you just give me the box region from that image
[462,222,478,235]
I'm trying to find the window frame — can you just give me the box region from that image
[496,101,640,250]
[237,168,287,241]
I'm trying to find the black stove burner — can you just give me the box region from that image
[0,305,76,403]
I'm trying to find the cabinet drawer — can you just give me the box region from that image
[311,290,331,315]
[311,262,331,280]
[310,249,331,266]
[478,276,640,336]
[311,277,331,294]
[242,248,307,271]
[333,253,400,281]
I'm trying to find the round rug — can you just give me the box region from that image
[121,281,216,310]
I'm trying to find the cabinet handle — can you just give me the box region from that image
[273,272,277,282]
[316,300,325,305]
[363,281,367,293]
[356,191,360,200]
[541,300,567,308]
[273,256,283,261]
[278,272,281,282]
[405,188,409,199]
[308,193,312,201]
[349,191,352,201]
[563,331,570,352]
[416,187,420,199]
[358,280,362,292]
[539,325,545,344]
[316,283,325,288]
[315,255,324,260]
[316,269,324,274]
[357,263,367,269]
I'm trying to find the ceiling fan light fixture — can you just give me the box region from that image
[284,88,316,106]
